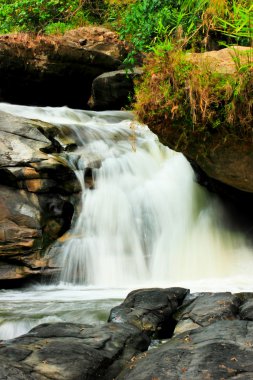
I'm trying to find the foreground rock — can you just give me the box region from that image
[0,111,80,283]
[0,27,127,108]
[0,322,150,380]
[173,292,241,334]
[109,287,188,337]
[2,288,253,379]
[0,287,187,379]
[117,320,253,380]
[116,289,253,380]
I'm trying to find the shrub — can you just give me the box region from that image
[0,0,108,33]
[113,0,252,67]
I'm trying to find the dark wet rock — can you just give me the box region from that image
[239,294,253,321]
[0,322,150,380]
[116,320,253,380]
[173,292,241,335]
[1,289,253,379]
[240,301,253,321]
[0,27,127,108]
[108,287,189,337]
[90,68,143,110]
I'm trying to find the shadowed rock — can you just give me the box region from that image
[0,27,127,108]
[90,68,143,110]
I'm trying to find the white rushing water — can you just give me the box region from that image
[0,102,253,340]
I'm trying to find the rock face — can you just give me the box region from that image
[2,288,253,379]
[0,111,80,284]
[0,27,127,108]
[90,68,143,110]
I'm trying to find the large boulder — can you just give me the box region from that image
[0,111,80,284]
[0,27,127,108]
[0,322,150,380]
[109,287,189,337]
[89,68,143,110]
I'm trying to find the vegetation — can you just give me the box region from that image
[0,0,107,34]
[134,47,252,149]
[0,0,251,47]
[109,0,252,64]
[0,0,251,143]
[111,0,252,147]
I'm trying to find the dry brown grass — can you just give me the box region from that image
[134,47,253,149]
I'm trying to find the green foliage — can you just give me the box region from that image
[0,0,251,52]
[113,0,252,67]
[215,1,253,46]
[0,0,108,33]
[118,0,182,51]
[44,22,72,35]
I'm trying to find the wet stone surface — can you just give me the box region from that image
[1,288,253,379]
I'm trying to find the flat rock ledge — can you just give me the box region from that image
[1,287,253,379]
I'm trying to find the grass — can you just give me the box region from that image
[134,46,253,151]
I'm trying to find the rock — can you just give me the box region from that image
[0,184,74,282]
[116,320,253,380]
[240,300,253,321]
[90,68,143,110]
[108,287,189,337]
[0,322,150,380]
[0,27,128,108]
[188,46,252,75]
[238,293,253,321]
[173,292,241,335]
[1,288,253,379]
[0,111,80,283]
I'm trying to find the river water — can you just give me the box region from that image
[0,103,253,340]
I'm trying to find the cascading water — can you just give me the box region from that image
[0,102,253,340]
[58,121,245,287]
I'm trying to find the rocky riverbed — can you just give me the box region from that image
[0,287,253,379]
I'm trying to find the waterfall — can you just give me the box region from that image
[1,103,253,289]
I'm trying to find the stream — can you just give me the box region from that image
[0,103,253,340]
